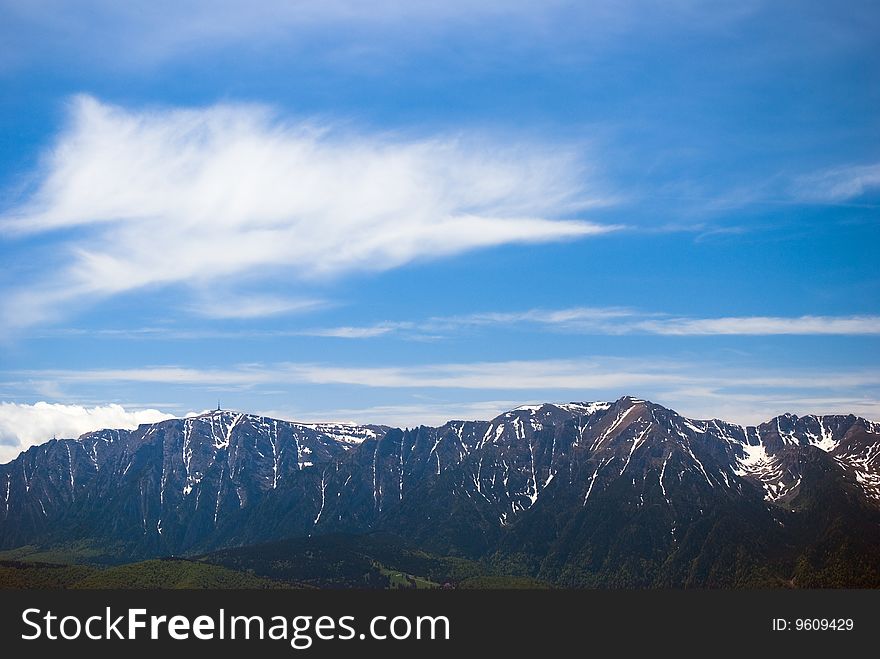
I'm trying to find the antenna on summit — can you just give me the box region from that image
[217,400,221,412]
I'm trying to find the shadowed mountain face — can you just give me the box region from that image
[2,397,879,587]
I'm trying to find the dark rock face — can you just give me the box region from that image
[2,398,879,586]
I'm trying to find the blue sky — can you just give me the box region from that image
[0,1,878,459]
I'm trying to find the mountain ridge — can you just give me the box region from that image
[2,396,879,587]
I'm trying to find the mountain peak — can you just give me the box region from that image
[190,408,245,419]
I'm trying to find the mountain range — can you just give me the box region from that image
[2,396,879,587]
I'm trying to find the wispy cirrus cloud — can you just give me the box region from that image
[187,294,326,320]
[17,358,880,392]
[0,1,759,72]
[793,162,880,202]
[17,360,680,391]
[0,95,616,330]
[10,357,879,428]
[0,0,564,70]
[298,308,880,339]
[631,314,880,335]
[298,323,413,339]
[33,308,880,341]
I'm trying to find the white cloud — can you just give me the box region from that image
[794,162,880,201]
[0,95,615,330]
[0,402,174,463]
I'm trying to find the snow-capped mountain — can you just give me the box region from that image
[2,397,879,586]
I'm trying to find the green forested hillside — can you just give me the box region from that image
[0,558,288,589]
